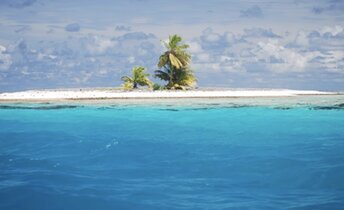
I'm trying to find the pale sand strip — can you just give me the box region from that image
[0,89,337,101]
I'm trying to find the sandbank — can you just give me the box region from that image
[0,88,338,101]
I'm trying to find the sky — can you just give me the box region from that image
[0,0,343,91]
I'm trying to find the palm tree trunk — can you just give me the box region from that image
[169,62,174,88]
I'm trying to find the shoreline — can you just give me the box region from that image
[0,88,341,102]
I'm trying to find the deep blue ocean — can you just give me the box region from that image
[0,102,344,210]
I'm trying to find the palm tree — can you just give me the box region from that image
[121,66,153,90]
[155,34,196,89]
[155,67,196,90]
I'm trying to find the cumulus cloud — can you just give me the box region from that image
[224,32,242,45]
[189,25,344,77]
[0,31,163,90]
[192,28,265,74]
[188,41,203,54]
[193,56,244,74]
[292,31,309,47]
[253,40,320,73]
[1,24,344,91]
[200,28,228,52]
[316,25,344,38]
[192,27,285,73]
[0,45,12,71]
[240,6,263,18]
[65,23,80,32]
[190,29,247,73]
[291,25,344,52]
[201,28,222,42]
[293,26,344,73]
[80,35,117,55]
[195,53,211,63]
[312,51,344,73]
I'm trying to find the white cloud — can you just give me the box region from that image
[0,45,13,71]
[303,25,344,51]
[287,25,344,74]
[0,31,161,89]
[201,28,222,42]
[313,50,344,73]
[83,35,117,55]
[193,56,244,73]
[254,40,320,73]
[188,41,202,54]
[1,24,344,91]
[224,32,237,45]
[196,53,211,62]
[220,57,244,72]
[294,31,309,47]
[319,25,344,37]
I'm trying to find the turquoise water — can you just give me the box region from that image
[0,102,344,209]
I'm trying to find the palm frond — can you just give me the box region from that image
[158,54,168,68]
[169,34,182,49]
[154,70,170,81]
[177,44,189,50]
[121,75,133,83]
[175,68,196,87]
[169,53,183,69]
[173,50,191,67]
[122,81,134,90]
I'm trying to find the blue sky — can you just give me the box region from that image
[0,0,343,91]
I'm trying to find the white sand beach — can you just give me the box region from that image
[0,88,338,101]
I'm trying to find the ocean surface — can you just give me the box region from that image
[0,98,344,210]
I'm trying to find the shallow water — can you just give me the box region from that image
[0,100,344,209]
